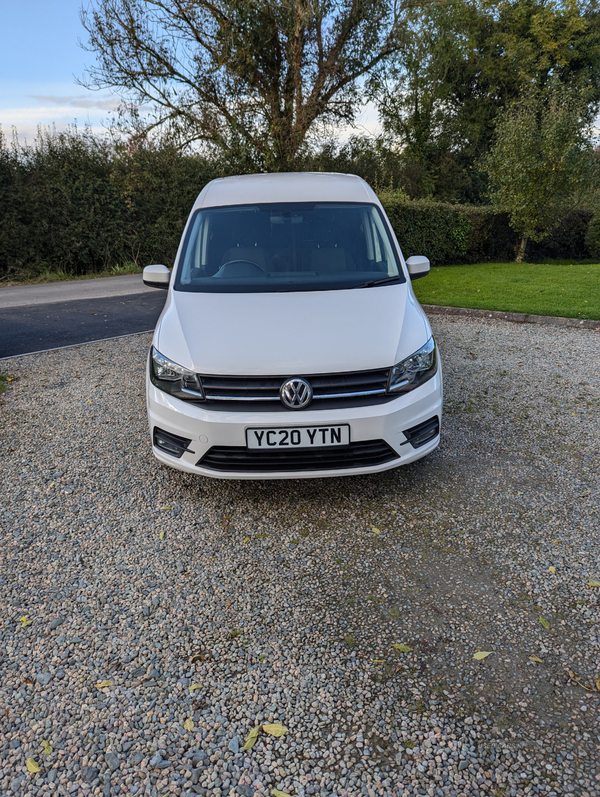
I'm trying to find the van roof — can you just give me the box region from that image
[194,172,378,209]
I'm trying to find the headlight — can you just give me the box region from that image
[387,337,437,393]
[150,347,204,399]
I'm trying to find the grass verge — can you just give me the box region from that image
[0,262,142,288]
[412,261,600,320]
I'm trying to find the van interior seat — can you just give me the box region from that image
[311,247,350,273]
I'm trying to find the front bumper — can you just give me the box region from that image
[146,370,443,480]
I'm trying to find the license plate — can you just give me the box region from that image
[246,425,350,450]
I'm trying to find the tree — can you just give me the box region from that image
[484,85,598,261]
[80,0,420,170]
[376,0,600,202]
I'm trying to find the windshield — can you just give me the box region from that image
[174,202,405,293]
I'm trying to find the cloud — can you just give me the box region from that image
[29,94,121,111]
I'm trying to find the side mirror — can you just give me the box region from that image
[406,255,430,280]
[143,264,171,289]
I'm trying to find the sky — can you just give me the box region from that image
[0,0,379,145]
[0,0,120,142]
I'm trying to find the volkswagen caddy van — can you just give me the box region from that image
[143,172,442,479]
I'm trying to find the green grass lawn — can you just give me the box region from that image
[412,260,600,320]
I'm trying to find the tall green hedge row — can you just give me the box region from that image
[381,194,593,265]
[0,127,595,281]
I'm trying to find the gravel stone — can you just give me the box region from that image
[10,775,25,792]
[35,672,52,686]
[49,616,65,630]
[105,752,120,772]
[1,322,599,797]
[80,765,99,782]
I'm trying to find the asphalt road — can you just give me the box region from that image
[0,275,167,358]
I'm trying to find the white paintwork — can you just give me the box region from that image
[155,283,429,375]
[406,255,430,278]
[147,368,442,479]
[143,264,171,286]
[193,172,375,211]
[147,172,443,478]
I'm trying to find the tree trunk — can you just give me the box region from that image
[516,235,528,263]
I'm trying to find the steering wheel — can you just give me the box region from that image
[214,259,266,278]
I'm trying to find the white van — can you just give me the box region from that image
[143,172,442,479]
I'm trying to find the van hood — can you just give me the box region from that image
[155,284,430,375]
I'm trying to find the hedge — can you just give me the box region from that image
[0,128,595,281]
[379,193,594,266]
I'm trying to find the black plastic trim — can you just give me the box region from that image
[153,427,194,458]
[197,439,399,472]
[402,416,440,449]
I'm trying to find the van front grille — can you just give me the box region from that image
[197,440,399,472]
[194,368,392,411]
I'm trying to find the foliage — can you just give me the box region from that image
[80,0,418,170]
[0,126,128,279]
[585,213,600,258]
[0,126,222,281]
[0,125,595,281]
[381,193,472,264]
[376,0,600,202]
[412,260,600,319]
[484,84,599,260]
[302,136,408,193]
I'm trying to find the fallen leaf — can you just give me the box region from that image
[26,758,40,773]
[95,679,113,689]
[473,651,492,660]
[41,740,53,755]
[392,644,411,653]
[243,725,262,751]
[567,670,593,691]
[159,530,166,540]
[243,537,250,543]
[263,723,288,738]
[272,790,292,797]
[587,579,600,587]
[539,616,550,629]
[551,539,561,543]
[19,616,32,627]
[190,653,205,664]
[529,656,543,663]
[369,525,381,534]
[371,658,386,663]
[548,566,556,574]
[183,718,194,731]
[161,506,172,511]
[595,676,600,692]
[189,683,202,691]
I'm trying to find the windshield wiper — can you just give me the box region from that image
[350,276,401,289]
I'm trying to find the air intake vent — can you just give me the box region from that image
[153,427,193,458]
[402,416,440,449]
[197,440,399,473]
[194,368,392,411]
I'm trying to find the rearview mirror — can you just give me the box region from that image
[406,256,430,280]
[143,264,171,289]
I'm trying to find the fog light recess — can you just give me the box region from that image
[402,416,440,449]
[153,427,193,458]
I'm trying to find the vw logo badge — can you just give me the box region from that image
[280,377,313,409]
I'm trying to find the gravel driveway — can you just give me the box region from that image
[1,316,599,797]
